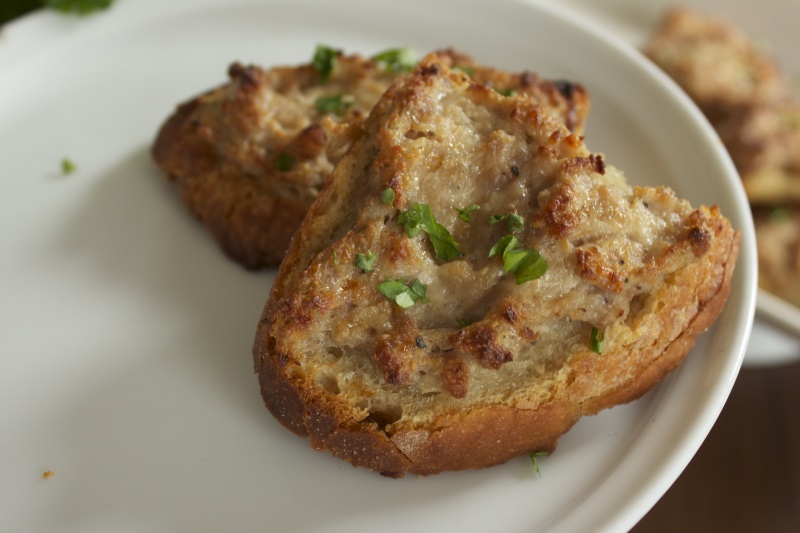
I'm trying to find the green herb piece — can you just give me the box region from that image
[315,94,354,116]
[489,212,524,232]
[489,235,548,284]
[355,251,377,272]
[488,235,518,259]
[60,158,76,175]
[275,152,294,172]
[455,65,475,76]
[377,278,429,308]
[371,47,416,72]
[454,204,480,223]
[381,187,395,206]
[504,248,548,284]
[312,45,339,82]
[45,0,113,15]
[530,451,548,477]
[333,250,339,265]
[497,88,516,97]
[458,318,472,328]
[590,327,605,354]
[398,203,462,261]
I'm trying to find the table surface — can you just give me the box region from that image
[633,361,800,532]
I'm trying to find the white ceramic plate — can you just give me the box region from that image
[0,1,756,532]
[548,0,800,365]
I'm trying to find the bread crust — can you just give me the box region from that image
[152,49,591,269]
[253,53,740,477]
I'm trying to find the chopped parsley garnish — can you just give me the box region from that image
[371,47,416,72]
[455,65,476,76]
[333,250,339,265]
[315,94,354,116]
[45,0,113,15]
[454,204,480,223]
[275,152,294,172]
[489,235,548,284]
[60,158,76,175]
[530,451,548,476]
[497,88,516,97]
[489,212,524,232]
[398,203,462,261]
[458,318,472,328]
[590,327,605,354]
[488,234,519,259]
[377,278,429,308]
[355,251,377,272]
[381,188,395,206]
[312,45,339,82]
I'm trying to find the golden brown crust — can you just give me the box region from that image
[152,49,591,269]
[253,53,739,476]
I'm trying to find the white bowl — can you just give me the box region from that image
[0,0,756,531]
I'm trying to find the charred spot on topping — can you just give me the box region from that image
[450,326,513,369]
[553,80,576,99]
[688,226,711,256]
[441,357,470,399]
[562,154,605,175]
[538,185,579,238]
[511,165,520,176]
[415,336,426,349]
[228,62,260,89]
[419,63,441,76]
[521,327,540,343]
[388,234,413,264]
[503,304,519,324]
[287,124,327,160]
[372,335,416,386]
[590,154,606,174]
[520,71,540,87]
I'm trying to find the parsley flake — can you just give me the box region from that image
[60,158,76,175]
[454,204,480,223]
[530,451,548,477]
[355,251,377,272]
[275,152,294,172]
[371,48,416,72]
[497,88,516,97]
[315,94,354,116]
[377,278,429,308]
[45,0,113,15]
[489,212,524,232]
[312,45,340,82]
[455,65,476,76]
[590,327,605,354]
[398,203,462,261]
[381,188,395,206]
[489,235,548,284]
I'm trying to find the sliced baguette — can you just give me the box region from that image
[253,52,740,477]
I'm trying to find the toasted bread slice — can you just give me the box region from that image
[152,48,590,269]
[252,53,740,477]
[754,207,800,307]
[644,8,800,205]
[643,8,790,122]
